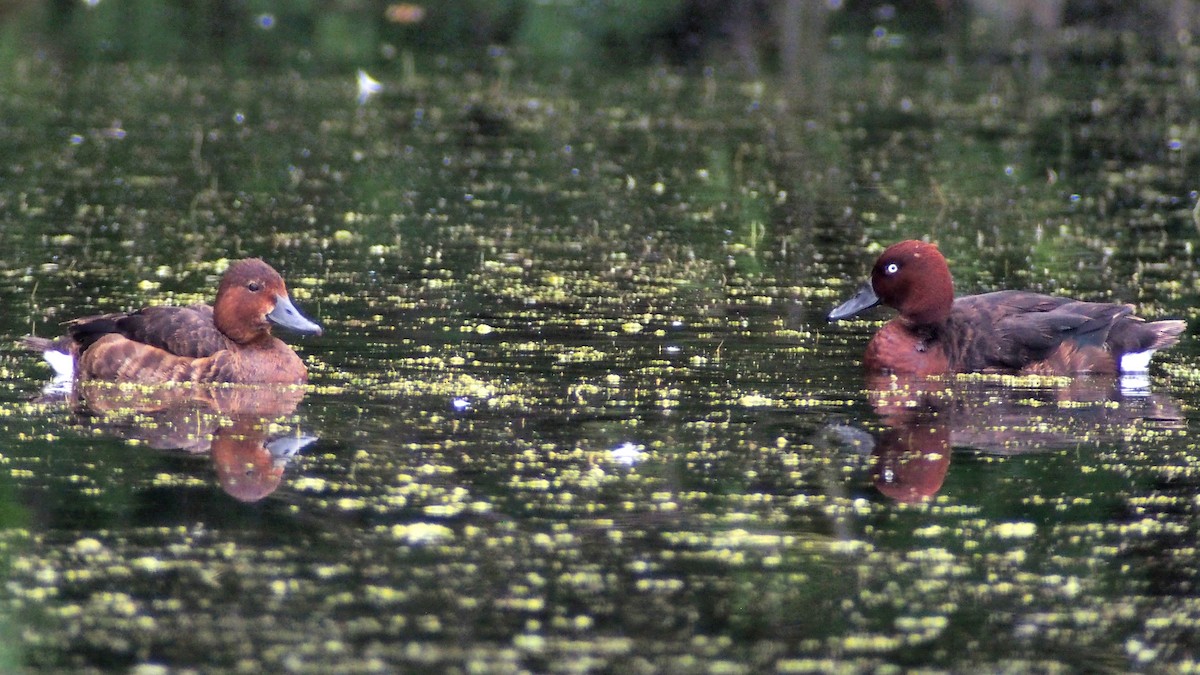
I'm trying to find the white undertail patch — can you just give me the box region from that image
[1119,349,1154,373]
[41,349,75,396]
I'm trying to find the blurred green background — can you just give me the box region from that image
[2,0,1193,74]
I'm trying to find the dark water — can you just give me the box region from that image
[1,54,1199,672]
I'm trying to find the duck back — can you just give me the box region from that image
[69,305,232,357]
[947,291,1184,374]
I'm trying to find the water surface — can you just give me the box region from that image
[1,54,1199,671]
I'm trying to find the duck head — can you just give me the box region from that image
[213,259,323,344]
[828,240,955,326]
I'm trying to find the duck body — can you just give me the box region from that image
[829,241,1185,376]
[26,259,322,386]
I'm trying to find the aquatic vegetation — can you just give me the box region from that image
[0,43,1197,672]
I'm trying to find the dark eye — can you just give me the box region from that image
[247,281,263,292]
[884,262,899,275]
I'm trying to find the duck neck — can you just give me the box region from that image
[902,303,951,327]
[900,268,954,326]
[214,305,271,345]
[239,333,279,350]
[900,320,941,349]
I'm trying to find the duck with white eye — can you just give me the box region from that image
[827,240,1184,377]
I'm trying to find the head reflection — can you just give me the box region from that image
[213,418,317,502]
[872,418,951,503]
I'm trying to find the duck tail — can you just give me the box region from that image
[20,335,56,353]
[21,335,77,384]
[1115,319,1186,373]
[1148,320,1186,350]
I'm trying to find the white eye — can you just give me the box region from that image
[884,262,899,275]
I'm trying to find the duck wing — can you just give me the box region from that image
[68,304,233,358]
[991,301,1128,369]
[951,291,1128,371]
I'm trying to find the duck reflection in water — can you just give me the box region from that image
[834,374,1184,503]
[50,381,317,503]
[212,416,316,503]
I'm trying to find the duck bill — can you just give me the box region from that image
[268,294,323,335]
[828,283,881,322]
[266,433,319,462]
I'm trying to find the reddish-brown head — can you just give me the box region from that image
[213,259,322,344]
[869,240,955,326]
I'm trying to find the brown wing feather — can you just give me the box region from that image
[77,334,239,383]
[69,304,232,358]
[990,303,1126,368]
[951,291,1179,373]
